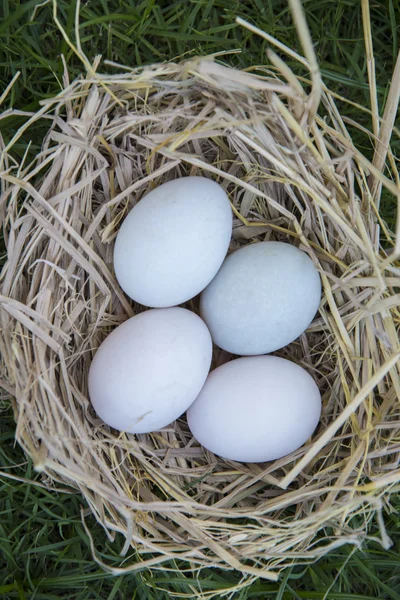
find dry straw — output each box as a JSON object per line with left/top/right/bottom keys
{"left": 1, "top": 0, "right": 400, "bottom": 591}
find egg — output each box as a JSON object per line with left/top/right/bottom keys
{"left": 200, "top": 241, "right": 321, "bottom": 355}
{"left": 88, "top": 308, "right": 212, "bottom": 434}
{"left": 113, "top": 177, "right": 232, "bottom": 307}
{"left": 187, "top": 356, "right": 321, "bottom": 463}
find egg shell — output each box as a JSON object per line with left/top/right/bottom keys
{"left": 88, "top": 307, "right": 212, "bottom": 434}
{"left": 187, "top": 355, "right": 321, "bottom": 463}
{"left": 200, "top": 241, "right": 321, "bottom": 355}
{"left": 113, "top": 177, "right": 232, "bottom": 307}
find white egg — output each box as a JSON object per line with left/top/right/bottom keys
{"left": 200, "top": 241, "right": 321, "bottom": 355}
{"left": 113, "top": 177, "right": 232, "bottom": 307}
{"left": 88, "top": 308, "right": 212, "bottom": 434}
{"left": 187, "top": 356, "right": 321, "bottom": 463}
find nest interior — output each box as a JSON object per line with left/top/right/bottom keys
{"left": 1, "top": 16, "right": 400, "bottom": 583}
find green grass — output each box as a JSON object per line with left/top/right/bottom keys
{"left": 1, "top": 0, "right": 400, "bottom": 598}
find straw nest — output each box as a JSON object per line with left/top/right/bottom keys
{"left": 1, "top": 2, "right": 400, "bottom": 589}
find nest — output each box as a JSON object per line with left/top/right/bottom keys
{"left": 1, "top": 5, "right": 400, "bottom": 590}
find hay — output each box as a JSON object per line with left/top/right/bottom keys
{"left": 1, "top": 0, "right": 400, "bottom": 590}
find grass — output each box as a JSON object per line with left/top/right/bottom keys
{"left": 1, "top": 0, "right": 400, "bottom": 598}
